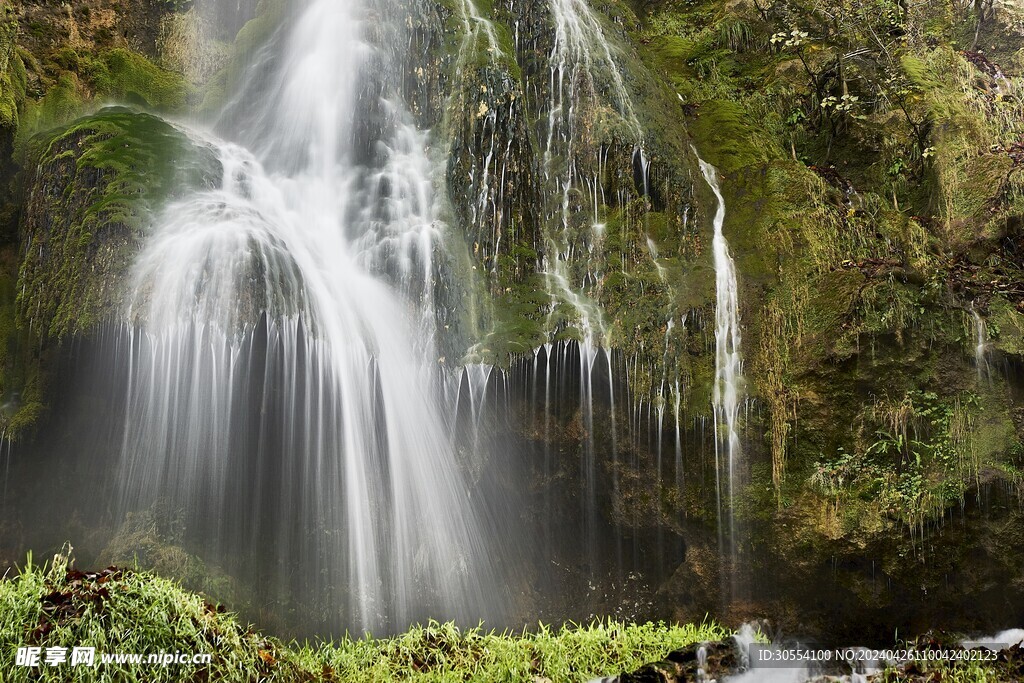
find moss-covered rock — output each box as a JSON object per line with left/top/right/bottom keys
{"left": 0, "top": 549, "right": 293, "bottom": 682}
{"left": 0, "top": 548, "right": 734, "bottom": 682}
{"left": 17, "top": 107, "right": 219, "bottom": 340}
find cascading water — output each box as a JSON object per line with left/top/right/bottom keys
{"left": 970, "top": 304, "right": 990, "bottom": 380}
{"left": 696, "top": 154, "right": 744, "bottom": 595}
{"left": 533, "top": 0, "right": 651, "bottom": 579}
{"left": 541, "top": 0, "right": 642, "bottom": 330}
{"left": 0, "top": 0, "right": 787, "bottom": 645}
{"left": 4, "top": 0, "right": 1024, "bottom": 664}
{"left": 113, "top": 0, "right": 501, "bottom": 633}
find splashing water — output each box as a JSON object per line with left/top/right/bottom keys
{"left": 962, "top": 628, "right": 1024, "bottom": 650}
{"left": 114, "top": 0, "right": 500, "bottom": 634}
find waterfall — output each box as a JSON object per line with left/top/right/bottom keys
{"left": 696, "top": 154, "right": 744, "bottom": 590}
{"left": 970, "top": 304, "right": 990, "bottom": 380}
{"left": 546, "top": 0, "right": 640, "bottom": 150}
{"left": 113, "top": 0, "right": 500, "bottom": 633}
{"left": 541, "top": 0, "right": 643, "bottom": 341}
{"left": 533, "top": 0, "right": 648, "bottom": 569}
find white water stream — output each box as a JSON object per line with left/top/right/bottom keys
{"left": 696, "top": 154, "right": 744, "bottom": 589}
{"left": 970, "top": 304, "right": 990, "bottom": 380}
{"left": 115, "top": 0, "right": 497, "bottom": 633}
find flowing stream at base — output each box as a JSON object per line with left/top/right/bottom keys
{"left": 112, "top": 0, "right": 500, "bottom": 633}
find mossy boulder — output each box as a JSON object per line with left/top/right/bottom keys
{"left": 0, "top": 550, "right": 292, "bottom": 682}
{"left": 17, "top": 107, "right": 220, "bottom": 340}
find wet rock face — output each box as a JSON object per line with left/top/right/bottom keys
{"left": 18, "top": 108, "right": 220, "bottom": 340}
{"left": 404, "top": 0, "right": 709, "bottom": 373}
{"left": 446, "top": 60, "right": 542, "bottom": 280}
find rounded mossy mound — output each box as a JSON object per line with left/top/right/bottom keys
{"left": 0, "top": 550, "right": 296, "bottom": 682}
{"left": 17, "top": 107, "right": 220, "bottom": 340}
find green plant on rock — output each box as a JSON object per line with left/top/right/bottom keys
{"left": 809, "top": 389, "right": 988, "bottom": 528}
{"left": 1, "top": 547, "right": 735, "bottom": 682}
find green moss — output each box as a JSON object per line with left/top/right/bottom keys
{"left": 637, "top": 0, "right": 1024, "bottom": 554}
{"left": 0, "top": 550, "right": 287, "bottom": 682}
{"left": 688, "top": 100, "right": 769, "bottom": 174}
{"left": 17, "top": 50, "right": 190, "bottom": 149}
{"left": 89, "top": 49, "right": 192, "bottom": 111}
{"left": 796, "top": 386, "right": 1016, "bottom": 533}
{"left": 308, "top": 619, "right": 730, "bottom": 682}
{"left": 18, "top": 107, "right": 219, "bottom": 340}
{"left": 0, "top": 263, "right": 43, "bottom": 440}
{"left": 468, "top": 272, "right": 550, "bottom": 365}
{"left": 800, "top": 268, "right": 864, "bottom": 356}
{"left": 644, "top": 34, "right": 696, "bottom": 89}
{"left": 990, "top": 297, "right": 1024, "bottom": 356}
{"left": 0, "top": 2, "right": 25, "bottom": 133}
{"left": 19, "top": 73, "right": 86, "bottom": 139}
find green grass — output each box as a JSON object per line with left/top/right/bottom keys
{"left": 302, "top": 620, "right": 732, "bottom": 682}
{"left": 0, "top": 550, "right": 731, "bottom": 682}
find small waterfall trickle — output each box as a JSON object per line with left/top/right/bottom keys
{"left": 454, "top": 0, "right": 511, "bottom": 272}
{"left": 696, "top": 153, "right": 744, "bottom": 599}
{"left": 539, "top": 0, "right": 644, "bottom": 336}
{"left": 536, "top": 339, "right": 608, "bottom": 578}
{"left": 531, "top": 0, "right": 652, "bottom": 570}
{"left": 546, "top": 0, "right": 639, "bottom": 129}
{"left": 970, "top": 303, "right": 990, "bottom": 380}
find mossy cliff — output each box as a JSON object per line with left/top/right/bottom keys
{"left": 407, "top": 0, "right": 1024, "bottom": 631}
{"left": 391, "top": 0, "right": 710, "bottom": 367}
{"left": 335, "top": 0, "right": 1021, "bottom": 635}
{"left": 610, "top": 0, "right": 1024, "bottom": 632}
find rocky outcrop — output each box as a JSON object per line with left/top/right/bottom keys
{"left": 17, "top": 108, "right": 219, "bottom": 340}
{"left": 14, "top": 0, "right": 171, "bottom": 65}
{"left": 618, "top": 637, "right": 745, "bottom": 682}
